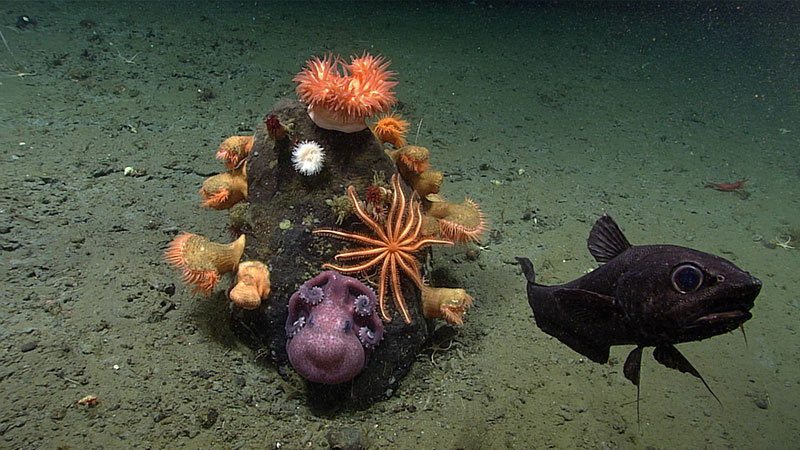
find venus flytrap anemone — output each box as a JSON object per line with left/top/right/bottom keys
{"left": 216, "top": 135, "right": 254, "bottom": 169}
{"left": 386, "top": 145, "right": 442, "bottom": 198}
{"left": 386, "top": 145, "right": 430, "bottom": 175}
{"left": 200, "top": 163, "right": 248, "bottom": 209}
{"left": 292, "top": 140, "right": 325, "bottom": 176}
{"left": 421, "top": 286, "right": 473, "bottom": 325}
{"left": 164, "top": 233, "right": 246, "bottom": 295}
{"left": 425, "top": 197, "right": 488, "bottom": 244}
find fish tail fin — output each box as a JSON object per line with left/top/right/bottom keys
{"left": 516, "top": 257, "right": 536, "bottom": 284}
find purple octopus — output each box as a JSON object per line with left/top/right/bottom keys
{"left": 285, "top": 271, "right": 383, "bottom": 384}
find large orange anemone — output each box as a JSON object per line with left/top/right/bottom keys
{"left": 294, "top": 52, "right": 398, "bottom": 133}
{"left": 164, "top": 233, "right": 246, "bottom": 295}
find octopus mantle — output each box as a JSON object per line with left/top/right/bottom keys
{"left": 286, "top": 271, "right": 383, "bottom": 385}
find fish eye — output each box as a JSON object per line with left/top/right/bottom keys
{"left": 671, "top": 264, "right": 704, "bottom": 294}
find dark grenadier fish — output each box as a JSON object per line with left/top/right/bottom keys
{"left": 517, "top": 215, "right": 761, "bottom": 414}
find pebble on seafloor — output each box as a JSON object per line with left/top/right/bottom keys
{"left": 326, "top": 426, "right": 368, "bottom": 450}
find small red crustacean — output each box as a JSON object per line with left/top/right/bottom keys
{"left": 705, "top": 178, "right": 748, "bottom": 192}
{"left": 77, "top": 395, "right": 100, "bottom": 407}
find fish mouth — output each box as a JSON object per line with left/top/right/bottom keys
{"left": 689, "top": 281, "right": 760, "bottom": 329}
{"left": 684, "top": 308, "right": 753, "bottom": 340}
{"left": 691, "top": 278, "right": 761, "bottom": 330}
{"left": 692, "top": 309, "right": 752, "bottom": 327}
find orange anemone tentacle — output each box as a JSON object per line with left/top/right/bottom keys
{"left": 200, "top": 189, "right": 230, "bottom": 209}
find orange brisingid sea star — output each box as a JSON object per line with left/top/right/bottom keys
{"left": 313, "top": 175, "right": 454, "bottom": 323}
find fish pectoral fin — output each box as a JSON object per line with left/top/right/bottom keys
{"left": 547, "top": 288, "right": 619, "bottom": 363}
{"left": 553, "top": 288, "right": 618, "bottom": 324}
{"left": 653, "top": 345, "right": 721, "bottom": 405}
{"left": 623, "top": 346, "right": 644, "bottom": 386}
{"left": 623, "top": 346, "right": 645, "bottom": 423}
{"left": 587, "top": 215, "right": 632, "bottom": 263}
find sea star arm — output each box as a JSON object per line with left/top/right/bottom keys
{"left": 322, "top": 250, "right": 388, "bottom": 274}
{"left": 347, "top": 186, "right": 389, "bottom": 242}
{"left": 404, "top": 237, "right": 455, "bottom": 253}
{"left": 378, "top": 255, "right": 392, "bottom": 322}
{"left": 334, "top": 247, "right": 388, "bottom": 260}
{"left": 388, "top": 254, "right": 412, "bottom": 323}
{"left": 388, "top": 176, "right": 408, "bottom": 241}
{"left": 313, "top": 228, "right": 386, "bottom": 248}
{"left": 394, "top": 251, "right": 427, "bottom": 290}
{"left": 395, "top": 195, "right": 418, "bottom": 244}
{"left": 313, "top": 174, "right": 455, "bottom": 325}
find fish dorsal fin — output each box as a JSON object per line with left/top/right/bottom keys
{"left": 653, "top": 345, "right": 721, "bottom": 405}
{"left": 623, "top": 346, "right": 645, "bottom": 424}
{"left": 587, "top": 215, "right": 632, "bottom": 263}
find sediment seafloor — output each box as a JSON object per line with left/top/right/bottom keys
{"left": 0, "top": 2, "right": 797, "bottom": 448}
